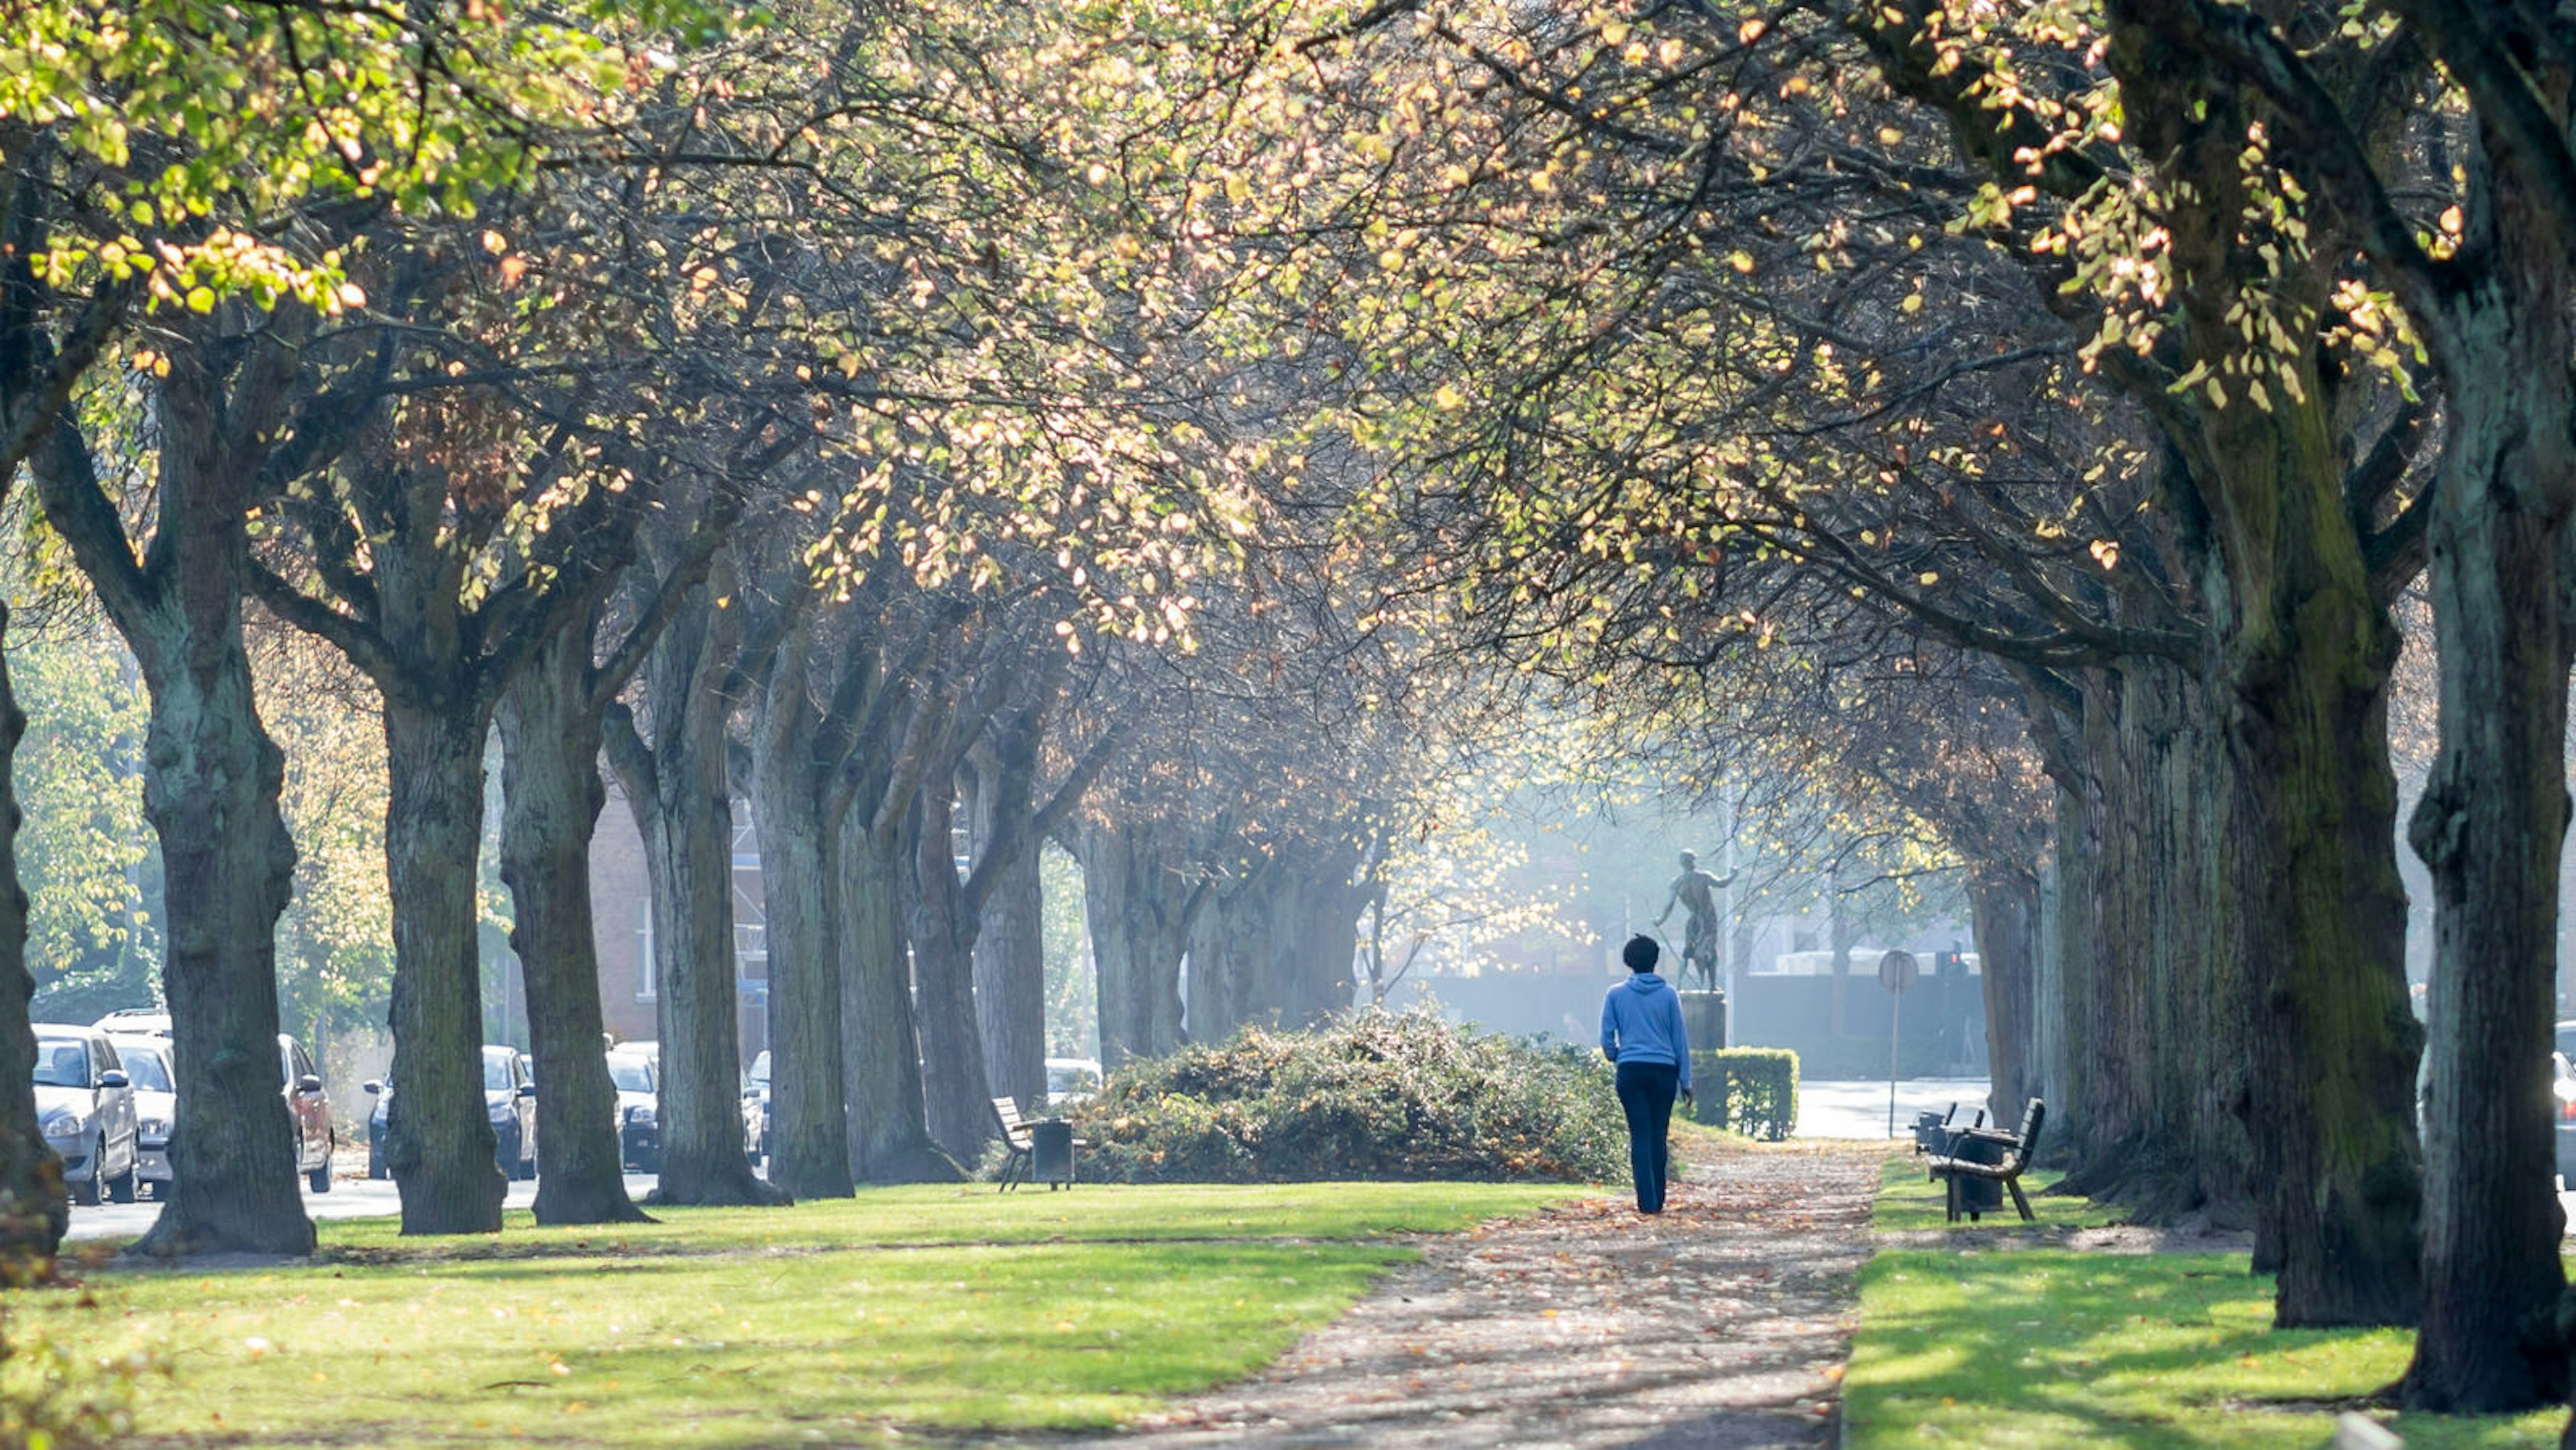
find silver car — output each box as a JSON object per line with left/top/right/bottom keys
{"left": 107, "top": 1036, "right": 175, "bottom": 1196}
{"left": 34, "top": 1025, "right": 139, "bottom": 1205}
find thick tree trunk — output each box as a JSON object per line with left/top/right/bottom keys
{"left": 908, "top": 783, "right": 994, "bottom": 1162}
{"left": 382, "top": 701, "right": 505, "bottom": 1235}
{"left": 2224, "top": 581, "right": 2420, "bottom": 1328}
{"left": 496, "top": 635, "right": 647, "bottom": 1227}
{"left": 627, "top": 742, "right": 775, "bottom": 1206}
{"left": 973, "top": 846, "right": 1046, "bottom": 1107}
{"left": 45, "top": 353, "right": 315, "bottom": 1260}
{"left": 609, "top": 578, "right": 779, "bottom": 1210}
{"left": 2401, "top": 229, "right": 2576, "bottom": 1408}
{"left": 129, "top": 618, "right": 311, "bottom": 1257}
{"left": 0, "top": 615, "right": 65, "bottom": 1274}
{"left": 749, "top": 765, "right": 853, "bottom": 1198}
{"left": 1078, "top": 820, "right": 1190, "bottom": 1068}
{"left": 836, "top": 807, "right": 949, "bottom": 1181}
{"left": 2051, "top": 657, "right": 2253, "bottom": 1226}
{"left": 1264, "top": 857, "right": 1368, "bottom": 1029}
{"left": 1185, "top": 867, "right": 1264, "bottom": 1044}
{"left": 1966, "top": 866, "right": 2039, "bottom": 1129}
{"left": 967, "top": 765, "right": 1046, "bottom": 1109}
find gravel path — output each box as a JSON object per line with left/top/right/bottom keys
{"left": 1049, "top": 1146, "right": 1882, "bottom": 1450}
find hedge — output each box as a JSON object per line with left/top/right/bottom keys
{"left": 1688, "top": 1047, "right": 1799, "bottom": 1140}
{"left": 1061, "top": 1008, "right": 1630, "bottom": 1184}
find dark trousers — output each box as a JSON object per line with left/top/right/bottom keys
{"left": 1615, "top": 1060, "right": 1679, "bottom": 1212}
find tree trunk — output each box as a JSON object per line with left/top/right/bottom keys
{"left": 381, "top": 700, "right": 505, "bottom": 1235}
{"left": 1966, "top": 865, "right": 2039, "bottom": 1130}
{"left": 749, "top": 738, "right": 853, "bottom": 1199}
{"left": 908, "top": 781, "right": 994, "bottom": 1163}
{"left": 609, "top": 583, "right": 778, "bottom": 1209}
{"left": 128, "top": 618, "right": 311, "bottom": 1256}
{"left": 2223, "top": 580, "right": 2420, "bottom": 1327}
{"left": 0, "top": 612, "right": 65, "bottom": 1274}
{"left": 973, "top": 846, "right": 1046, "bottom": 1108}
{"left": 1185, "top": 865, "right": 1263, "bottom": 1044}
{"left": 1078, "top": 819, "right": 1190, "bottom": 1068}
{"left": 836, "top": 805, "right": 949, "bottom": 1181}
{"left": 2400, "top": 211, "right": 2576, "bottom": 1408}
{"left": 626, "top": 744, "right": 773, "bottom": 1206}
{"left": 35, "top": 347, "right": 315, "bottom": 1260}
{"left": 496, "top": 633, "right": 647, "bottom": 1227}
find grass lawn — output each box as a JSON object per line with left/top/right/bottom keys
{"left": 1849, "top": 1155, "right": 2564, "bottom": 1448}
{"left": 19, "top": 1180, "right": 1585, "bottom": 1447}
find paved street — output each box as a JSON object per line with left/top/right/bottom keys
{"left": 1795, "top": 1076, "right": 1991, "bottom": 1141}
{"left": 63, "top": 1170, "right": 661, "bottom": 1241}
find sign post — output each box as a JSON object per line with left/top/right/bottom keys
{"left": 1878, "top": 950, "right": 1919, "bottom": 1138}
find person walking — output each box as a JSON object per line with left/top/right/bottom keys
{"left": 1601, "top": 934, "right": 1693, "bottom": 1213}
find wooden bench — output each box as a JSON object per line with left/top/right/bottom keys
{"left": 1929, "top": 1098, "right": 2045, "bottom": 1223}
{"left": 992, "top": 1096, "right": 1087, "bottom": 1192}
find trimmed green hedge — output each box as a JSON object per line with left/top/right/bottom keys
{"left": 1688, "top": 1048, "right": 1799, "bottom": 1140}
{"left": 1062, "top": 1009, "right": 1629, "bottom": 1184}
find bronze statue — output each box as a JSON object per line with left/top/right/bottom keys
{"left": 1654, "top": 850, "right": 1736, "bottom": 994}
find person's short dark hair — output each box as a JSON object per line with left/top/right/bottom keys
{"left": 1623, "top": 935, "right": 1660, "bottom": 972}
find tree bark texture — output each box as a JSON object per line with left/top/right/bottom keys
{"left": 971, "top": 846, "right": 1046, "bottom": 1107}
{"left": 1077, "top": 819, "right": 1193, "bottom": 1068}
{"left": 908, "top": 781, "right": 995, "bottom": 1162}
{"left": 2400, "top": 123, "right": 2576, "bottom": 1407}
{"left": 967, "top": 757, "right": 1047, "bottom": 1109}
{"left": 46, "top": 349, "right": 315, "bottom": 1259}
{"left": 2098, "top": 11, "right": 2422, "bottom": 1329}
{"left": 496, "top": 633, "right": 648, "bottom": 1226}
{"left": 381, "top": 702, "right": 506, "bottom": 1235}
{"left": 2071, "top": 659, "right": 2253, "bottom": 1227}
{"left": 747, "top": 625, "right": 855, "bottom": 1198}
{"left": 1965, "top": 865, "right": 2039, "bottom": 1133}
{"left": 835, "top": 807, "right": 950, "bottom": 1182}
{"left": 0, "top": 612, "right": 65, "bottom": 1274}
{"left": 610, "top": 587, "right": 778, "bottom": 1208}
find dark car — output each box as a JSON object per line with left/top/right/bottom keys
{"left": 608, "top": 1049, "right": 658, "bottom": 1172}
{"left": 280, "top": 1034, "right": 333, "bottom": 1193}
{"left": 34, "top": 1024, "right": 138, "bottom": 1205}
{"left": 363, "top": 1046, "right": 539, "bottom": 1180}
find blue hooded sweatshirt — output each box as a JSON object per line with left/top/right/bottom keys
{"left": 1600, "top": 972, "right": 1692, "bottom": 1091}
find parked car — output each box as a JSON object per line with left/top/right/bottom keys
{"left": 491, "top": 1048, "right": 538, "bottom": 1180}
{"left": 362, "top": 1046, "right": 540, "bottom": 1180}
{"left": 607, "top": 1048, "right": 659, "bottom": 1172}
{"left": 1046, "top": 1057, "right": 1103, "bottom": 1107}
{"left": 2555, "top": 1052, "right": 2576, "bottom": 1190}
{"left": 741, "top": 1050, "right": 771, "bottom": 1166}
{"left": 107, "top": 1036, "right": 175, "bottom": 1198}
{"left": 93, "top": 1009, "right": 172, "bottom": 1039}
{"left": 34, "top": 1024, "right": 138, "bottom": 1205}
{"left": 278, "top": 1034, "right": 333, "bottom": 1193}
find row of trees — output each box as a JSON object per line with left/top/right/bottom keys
{"left": 9, "top": 0, "right": 2576, "bottom": 1428}
{"left": 1114, "top": 0, "right": 2571, "bottom": 1418}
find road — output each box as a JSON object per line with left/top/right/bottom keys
{"left": 1795, "top": 1076, "right": 1991, "bottom": 1141}
{"left": 64, "top": 1169, "right": 661, "bottom": 1242}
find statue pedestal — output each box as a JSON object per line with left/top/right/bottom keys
{"left": 1678, "top": 990, "right": 1727, "bottom": 1053}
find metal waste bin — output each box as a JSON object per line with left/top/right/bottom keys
{"left": 1030, "top": 1118, "right": 1076, "bottom": 1190}
{"left": 1945, "top": 1131, "right": 2006, "bottom": 1217}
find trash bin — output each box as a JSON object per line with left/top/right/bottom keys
{"left": 1945, "top": 1131, "right": 2006, "bottom": 1218}
{"left": 1030, "top": 1118, "right": 1076, "bottom": 1190}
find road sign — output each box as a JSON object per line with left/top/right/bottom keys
{"left": 1879, "top": 950, "right": 1919, "bottom": 1137}
{"left": 1878, "top": 949, "right": 1919, "bottom": 993}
